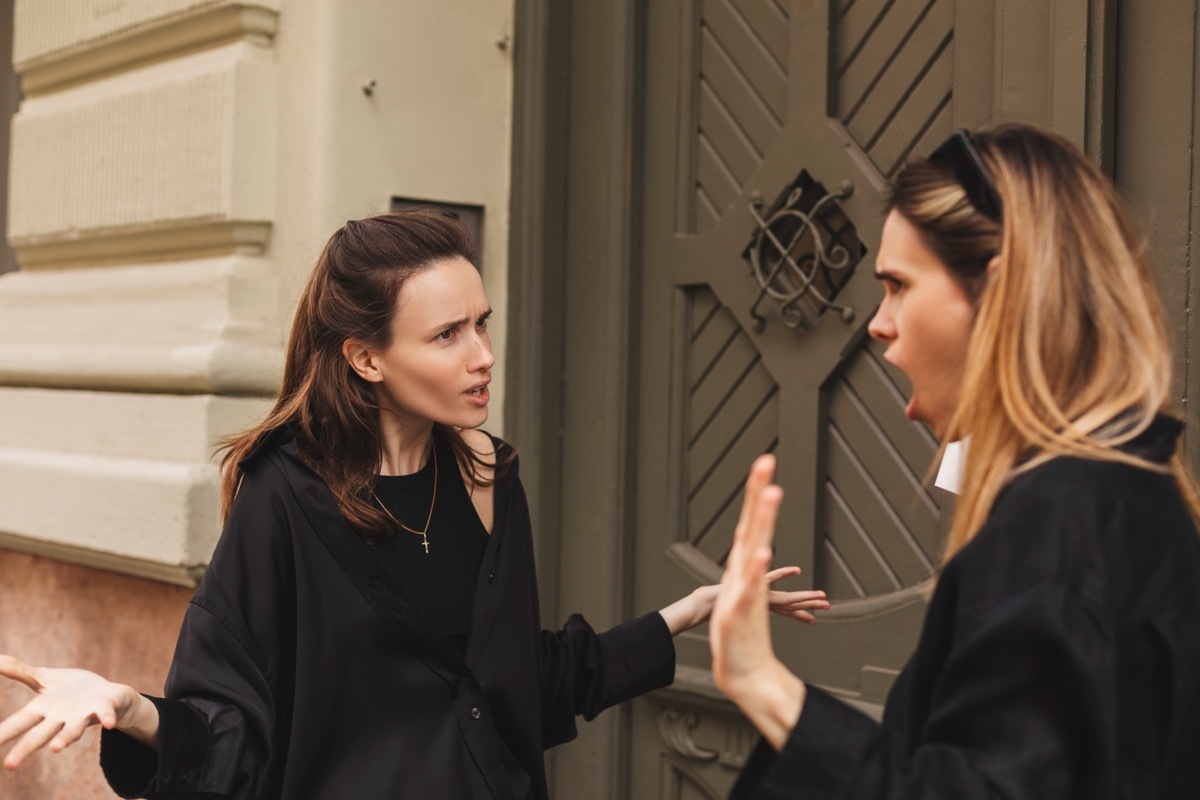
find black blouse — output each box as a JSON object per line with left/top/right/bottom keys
{"left": 731, "top": 415, "right": 1200, "bottom": 799}
{"left": 98, "top": 429, "right": 676, "bottom": 800}
{"left": 370, "top": 429, "right": 488, "bottom": 657}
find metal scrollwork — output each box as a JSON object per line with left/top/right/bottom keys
{"left": 744, "top": 172, "right": 863, "bottom": 333}
{"left": 657, "top": 707, "right": 718, "bottom": 762}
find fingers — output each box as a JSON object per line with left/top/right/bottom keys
{"left": 0, "top": 707, "right": 42, "bottom": 749}
{"left": 49, "top": 709, "right": 99, "bottom": 753}
{"left": 730, "top": 456, "right": 777, "bottom": 570}
{"left": 4, "top": 717, "right": 64, "bottom": 771}
{"left": 0, "top": 655, "right": 43, "bottom": 693}
{"left": 767, "top": 588, "right": 827, "bottom": 602}
{"left": 767, "top": 587, "right": 830, "bottom": 626}
{"left": 735, "top": 484, "right": 782, "bottom": 583}
{"left": 764, "top": 566, "right": 801, "bottom": 584}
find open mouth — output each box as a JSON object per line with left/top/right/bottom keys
{"left": 466, "top": 386, "right": 488, "bottom": 397}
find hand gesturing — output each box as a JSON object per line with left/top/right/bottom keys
{"left": 0, "top": 654, "right": 152, "bottom": 770}
{"left": 710, "top": 454, "right": 806, "bottom": 750}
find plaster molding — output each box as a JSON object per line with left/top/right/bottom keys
{"left": 0, "top": 387, "right": 271, "bottom": 461}
{"left": 0, "top": 447, "right": 220, "bottom": 566}
{"left": 0, "top": 389, "right": 268, "bottom": 584}
{"left": 0, "top": 255, "right": 282, "bottom": 393}
{"left": 15, "top": 2, "right": 280, "bottom": 96}
{"left": 13, "top": 219, "right": 272, "bottom": 269}
{"left": 0, "top": 391, "right": 271, "bottom": 585}
{"left": 8, "top": 42, "right": 277, "bottom": 259}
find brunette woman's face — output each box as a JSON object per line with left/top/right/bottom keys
{"left": 867, "top": 210, "right": 976, "bottom": 441}
{"left": 369, "top": 256, "right": 494, "bottom": 430}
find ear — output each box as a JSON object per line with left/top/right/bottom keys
{"left": 986, "top": 254, "right": 1001, "bottom": 281}
{"left": 343, "top": 338, "right": 384, "bottom": 383}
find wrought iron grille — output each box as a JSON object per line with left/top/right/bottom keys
{"left": 741, "top": 170, "right": 866, "bottom": 332}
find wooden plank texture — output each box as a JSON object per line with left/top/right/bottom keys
{"left": 846, "top": 0, "right": 953, "bottom": 147}
{"left": 700, "top": 27, "right": 781, "bottom": 153}
{"left": 703, "top": 0, "right": 788, "bottom": 121}
{"left": 826, "top": 426, "right": 934, "bottom": 585}
{"left": 700, "top": 81, "right": 763, "bottom": 182}
{"left": 839, "top": 0, "right": 930, "bottom": 108}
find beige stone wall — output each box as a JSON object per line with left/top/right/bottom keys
{"left": 0, "top": 1, "right": 514, "bottom": 793}
{"left": 0, "top": 0, "right": 514, "bottom": 580}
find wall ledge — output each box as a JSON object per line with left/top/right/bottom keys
{"left": 0, "top": 531, "right": 205, "bottom": 587}
{"left": 12, "top": 219, "right": 272, "bottom": 270}
{"left": 17, "top": 3, "right": 280, "bottom": 96}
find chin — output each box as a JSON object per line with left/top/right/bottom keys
{"left": 460, "top": 410, "right": 490, "bottom": 430}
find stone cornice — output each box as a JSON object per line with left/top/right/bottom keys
{"left": 16, "top": 3, "right": 280, "bottom": 96}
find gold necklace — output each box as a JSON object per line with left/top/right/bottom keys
{"left": 372, "top": 444, "right": 437, "bottom": 554}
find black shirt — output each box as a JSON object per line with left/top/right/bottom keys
{"left": 730, "top": 415, "right": 1200, "bottom": 799}
{"left": 98, "top": 429, "right": 677, "bottom": 800}
{"left": 371, "top": 430, "right": 489, "bottom": 657}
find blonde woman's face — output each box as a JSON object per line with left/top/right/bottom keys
{"left": 868, "top": 210, "right": 975, "bottom": 441}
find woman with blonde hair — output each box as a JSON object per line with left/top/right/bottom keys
{"left": 712, "top": 123, "right": 1200, "bottom": 798}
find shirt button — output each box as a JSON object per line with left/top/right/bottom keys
{"left": 459, "top": 678, "right": 471, "bottom": 689}
{"left": 471, "top": 707, "right": 482, "bottom": 719}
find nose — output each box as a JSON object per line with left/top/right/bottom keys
{"left": 867, "top": 300, "right": 894, "bottom": 343}
{"left": 469, "top": 328, "right": 495, "bottom": 373}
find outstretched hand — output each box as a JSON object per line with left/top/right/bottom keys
{"left": 0, "top": 655, "right": 157, "bottom": 771}
{"left": 657, "top": 566, "right": 828, "bottom": 636}
{"left": 762, "top": 565, "right": 829, "bottom": 624}
{"left": 709, "top": 454, "right": 807, "bottom": 751}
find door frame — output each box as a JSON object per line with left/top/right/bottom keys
{"left": 506, "top": 2, "right": 646, "bottom": 797}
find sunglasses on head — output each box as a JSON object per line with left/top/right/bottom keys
{"left": 928, "top": 129, "right": 1003, "bottom": 223}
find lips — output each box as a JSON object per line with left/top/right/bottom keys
{"left": 464, "top": 381, "right": 490, "bottom": 406}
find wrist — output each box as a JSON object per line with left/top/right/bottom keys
{"left": 728, "top": 659, "right": 805, "bottom": 751}
{"left": 118, "top": 691, "right": 161, "bottom": 751}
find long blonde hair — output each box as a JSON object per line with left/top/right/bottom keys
{"left": 889, "top": 123, "right": 1200, "bottom": 563}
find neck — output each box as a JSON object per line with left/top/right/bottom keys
{"left": 378, "top": 413, "right": 435, "bottom": 476}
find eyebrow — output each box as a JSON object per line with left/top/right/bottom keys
{"left": 428, "top": 308, "right": 493, "bottom": 335}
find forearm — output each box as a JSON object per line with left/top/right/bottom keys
{"left": 658, "top": 586, "right": 717, "bottom": 635}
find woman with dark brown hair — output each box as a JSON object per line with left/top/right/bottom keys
{"left": 711, "top": 123, "right": 1200, "bottom": 798}
{"left": 0, "top": 209, "right": 829, "bottom": 799}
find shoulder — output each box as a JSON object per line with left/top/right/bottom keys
{"left": 988, "top": 453, "right": 1177, "bottom": 535}
{"left": 211, "top": 433, "right": 309, "bottom": 572}
{"left": 949, "top": 454, "right": 1192, "bottom": 611}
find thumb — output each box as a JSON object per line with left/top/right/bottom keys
{"left": 0, "top": 655, "right": 44, "bottom": 693}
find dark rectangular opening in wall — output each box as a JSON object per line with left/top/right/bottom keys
{"left": 389, "top": 197, "right": 485, "bottom": 274}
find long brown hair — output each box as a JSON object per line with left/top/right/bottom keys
{"left": 888, "top": 122, "right": 1200, "bottom": 563}
{"left": 219, "top": 209, "right": 507, "bottom": 536}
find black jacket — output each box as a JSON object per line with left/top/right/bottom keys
{"left": 731, "top": 416, "right": 1200, "bottom": 799}
{"left": 99, "top": 430, "right": 675, "bottom": 799}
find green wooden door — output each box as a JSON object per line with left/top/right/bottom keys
{"left": 509, "top": 1, "right": 1148, "bottom": 798}
{"left": 626, "top": 1, "right": 994, "bottom": 796}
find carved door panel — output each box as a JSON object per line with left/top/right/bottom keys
{"left": 627, "top": 0, "right": 996, "bottom": 795}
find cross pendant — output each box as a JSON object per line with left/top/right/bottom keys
{"left": 422, "top": 536, "right": 430, "bottom": 554}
